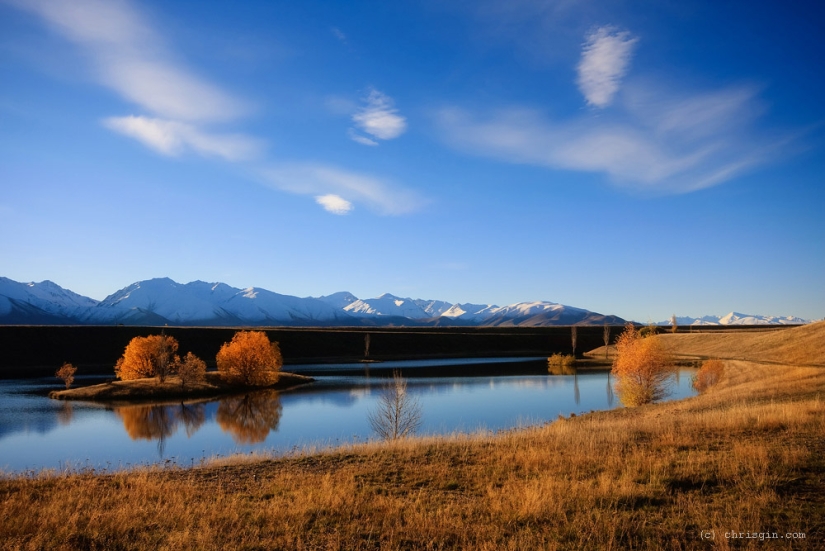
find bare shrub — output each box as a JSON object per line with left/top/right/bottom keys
{"left": 368, "top": 371, "right": 422, "bottom": 441}
{"left": 603, "top": 323, "right": 611, "bottom": 359}
{"left": 571, "top": 326, "right": 578, "bottom": 357}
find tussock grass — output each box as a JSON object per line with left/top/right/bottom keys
{"left": 2, "top": 323, "right": 824, "bottom": 549}
{"left": 659, "top": 321, "right": 825, "bottom": 366}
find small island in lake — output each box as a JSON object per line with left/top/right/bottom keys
{"left": 49, "top": 371, "right": 314, "bottom": 403}
{"left": 50, "top": 330, "right": 313, "bottom": 403}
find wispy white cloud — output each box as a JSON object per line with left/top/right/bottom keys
{"left": 7, "top": 0, "right": 424, "bottom": 216}
{"left": 347, "top": 128, "right": 379, "bottom": 146}
{"left": 261, "top": 164, "right": 425, "bottom": 215}
{"left": 437, "top": 80, "right": 777, "bottom": 193}
{"left": 577, "top": 26, "right": 637, "bottom": 108}
{"left": 331, "top": 27, "right": 348, "bottom": 45}
{"left": 10, "top": 0, "right": 248, "bottom": 123}
{"left": 103, "top": 116, "right": 264, "bottom": 161}
{"left": 350, "top": 88, "right": 407, "bottom": 144}
{"left": 315, "top": 194, "right": 353, "bottom": 215}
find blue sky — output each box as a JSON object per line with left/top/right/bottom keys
{"left": 1, "top": 0, "right": 823, "bottom": 322}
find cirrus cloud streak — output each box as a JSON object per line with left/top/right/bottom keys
{"left": 437, "top": 83, "right": 781, "bottom": 193}
{"left": 103, "top": 116, "right": 264, "bottom": 161}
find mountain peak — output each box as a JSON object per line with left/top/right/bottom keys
{"left": 0, "top": 276, "right": 637, "bottom": 327}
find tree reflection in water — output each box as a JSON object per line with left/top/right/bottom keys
{"left": 606, "top": 371, "right": 615, "bottom": 408}
{"left": 176, "top": 403, "right": 205, "bottom": 437}
{"left": 115, "top": 403, "right": 206, "bottom": 457}
{"left": 574, "top": 372, "right": 580, "bottom": 405}
{"left": 216, "top": 390, "right": 282, "bottom": 444}
{"left": 57, "top": 402, "right": 73, "bottom": 426}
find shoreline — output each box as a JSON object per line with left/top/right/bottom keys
{"left": 4, "top": 323, "right": 823, "bottom": 549}
{"left": 48, "top": 371, "right": 314, "bottom": 403}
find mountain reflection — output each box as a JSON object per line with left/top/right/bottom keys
{"left": 216, "top": 390, "right": 283, "bottom": 444}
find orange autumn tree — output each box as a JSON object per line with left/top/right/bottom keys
{"left": 55, "top": 362, "right": 77, "bottom": 389}
{"left": 611, "top": 323, "right": 675, "bottom": 407}
{"left": 692, "top": 358, "right": 725, "bottom": 393}
{"left": 115, "top": 334, "right": 179, "bottom": 382}
{"left": 216, "top": 331, "right": 282, "bottom": 386}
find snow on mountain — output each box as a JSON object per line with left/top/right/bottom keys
{"left": 11, "top": 276, "right": 805, "bottom": 328}
{"left": 222, "top": 286, "right": 353, "bottom": 324}
{"left": 85, "top": 278, "right": 353, "bottom": 325}
{"left": 478, "top": 301, "right": 622, "bottom": 327}
{"left": 440, "top": 302, "right": 500, "bottom": 321}
{"left": 344, "top": 293, "right": 431, "bottom": 319}
{"left": 315, "top": 291, "right": 359, "bottom": 310}
{"left": 412, "top": 299, "right": 454, "bottom": 318}
{"left": 659, "top": 312, "right": 811, "bottom": 326}
{"left": 89, "top": 279, "right": 229, "bottom": 324}
{"left": 0, "top": 277, "right": 99, "bottom": 320}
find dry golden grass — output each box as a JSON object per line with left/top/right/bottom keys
{"left": 2, "top": 323, "right": 824, "bottom": 550}
{"left": 659, "top": 321, "right": 825, "bottom": 366}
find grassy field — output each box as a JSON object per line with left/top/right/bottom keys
{"left": 2, "top": 323, "right": 823, "bottom": 550}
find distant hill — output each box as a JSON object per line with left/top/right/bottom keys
{"left": 0, "top": 277, "right": 625, "bottom": 327}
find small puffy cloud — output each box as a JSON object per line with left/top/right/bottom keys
{"left": 315, "top": 194, "right": 353, "bottom": 215}
{"left": 351, "top": 88, "right": 407, "bottom": 143}
{"left": 103, "top": 116, "right": 263, "bottom": 161}
{"left": 577, "top": 26, "right": 637, "bottom": 108}
{"left": 261, "top": 163, "right": 426, "bottom": 215}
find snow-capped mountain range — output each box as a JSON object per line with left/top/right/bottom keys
{"left": 658, "top": 313, "right": 811, "bottom": 326}
{"left": 0, "top": 277, "right": 626, "bottom": 327}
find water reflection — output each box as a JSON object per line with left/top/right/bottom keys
{"left": 216, "top": 390, "right": 282, "bottom": 444}
{"left": 547, "top": 363, "right": 577, "bottom": 376}
{"left": 606, "top": 372, "right": 615, "bottom": 408}
{"left": 115, "top": 403, "right": 206, "bottom": 456}
{"left": 574, "top": 373, "right": 580, "bottom": 405}
{"left": 57, "top": 402, "right": 73, "bottom": 426}
{"left": 0, "top": 365, "right": 699, "bottom": 473}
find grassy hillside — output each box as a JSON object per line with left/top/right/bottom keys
{"left": 1, "top": 323, "right": 823, "bottom": 549}
{"left": 659, "top": 322, "right": 825, "bottom": 366}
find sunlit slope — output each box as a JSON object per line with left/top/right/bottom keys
{"left": 659, "top": 321, "right": 825, "bottom": 366}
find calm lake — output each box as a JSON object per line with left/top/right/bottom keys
{"left": 0, "top": 358, "right": 698, "bottom": 473}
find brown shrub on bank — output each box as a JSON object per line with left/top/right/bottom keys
{"left": 547, "top": 353, "right": 576, "bottom": 375}
{"left": 174, "top": 352, "right": 207, "bottom": 388}
{"left": 612, "top": 323, "right": 675, "bottom": 406}
{"left": 55, "top": 362, "right": 76, "bottom": 389}
{"left": 693, "top": 358, "right": 725, "bottom": 393}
